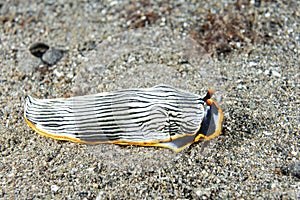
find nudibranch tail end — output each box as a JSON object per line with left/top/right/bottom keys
{"left": 24, "top": 114, "right": 83, "bottom": 144}
{"left": 24, "top": 95, "right": 83, "bottom": 143}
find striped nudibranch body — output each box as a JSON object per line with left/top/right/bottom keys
{"left": 24, "top": 85, "right": 223, "bottom": 152}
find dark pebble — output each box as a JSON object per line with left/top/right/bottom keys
{"left": 29, "top": 42, "right": 50, "bottom": 58}
{"left": 290, "top": 161, "right": 300, "bottom": 179}
{"left": 281, "top": 161, "right": 300, "bottom": 179}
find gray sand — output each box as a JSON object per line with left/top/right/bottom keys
{"left": 1, "top": 0, "right": 299, "bottom": 199}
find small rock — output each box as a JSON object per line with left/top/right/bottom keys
{"left": 256, "top": 69, "right": 263, "bottom": 75}
{"left": 265, "top": 12, "right": 271, "bottom": 18}
{"left": 195, "top": 188, "right": 211, "bottom": 198}
{"left": 291, "top": 150, "right": 297, "bottom": 156}
{"left": 29, "top": 42, "right": 50, "bottom": 58}
{"left": 195, "top": 190, "right": 202, "bottom": 196}
{"left": 87, "top": 168, "right": 94, "bottom": 173}
{"left": 42, "top": 47, "right": 64, "bottom": 65}
{"left": 66, "top": 72, "right": 74, "bottom": 79}
{"left": 96, "top": 191, "right": 105, "bottom": 200}
{"left": 249, "top": 61, "right": 257, "bottom": 67}
{"left": 51, "top": 184, "right": 59, "bottom": 193}
{"left": 271, "top": 70, "right": 281, "bottom": 78}
{"left": 263, "top": 131, "right": 272, "bottom": 136}
{"left": 264, "top": 69, "right": 270, "bottom": 76}
{"left": 281, "top": 161, "right": 300, "bottom": 179}
{"left": 290, "top": 162, "right": 300, "bottom": 179}
{"left": 53, "top": 69, "right": 64, "bottom": 78}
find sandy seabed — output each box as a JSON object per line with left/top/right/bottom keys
{"left": 0, "top": 0, "right": 299, "bottom": 199}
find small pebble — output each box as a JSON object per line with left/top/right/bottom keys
{"left": 42, "top": 48, "right": 64, "bottom": 65}
{"left": 96, "top": 191, "right": 105, "bottom": 200}
{"left": 195, "top": 190, "right": 201, "bottom": 196}
{"left": 29, "top": 42, "right": 50, "bottom": 58}
{"left": 281, "top": 162, "right": 300, "bottom": 179}
{"left": 249, "top": 61, "right": 257, "bottom": 67}
{"left": 265, "top": 12, "right": 271, "bottom": 18}
{"left": 51, "top": 185, "right": 59, "bottom": 193}
{"left": 290, "top": 162, "right": 300, "bottom": 179}
{"left": 271, "top": 70, "right": 281, "bottom": 78}
{"left": 53, "top": 69, "right": 64, "bottom": 78}
{"left": 263, "top": 131, "right": 272, "bottom": 136}
{"left": 66, "top": 72, "right": 74, "bottom": 79}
